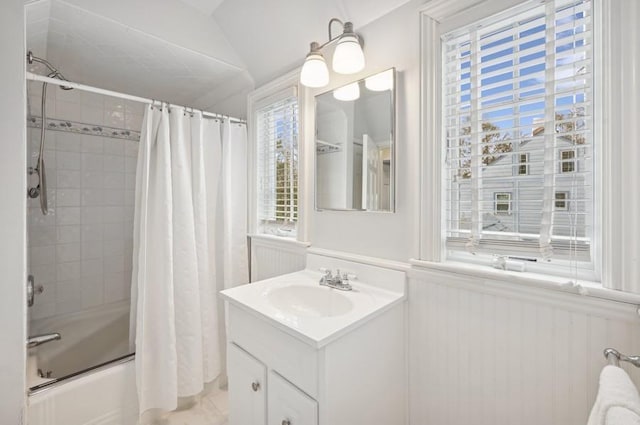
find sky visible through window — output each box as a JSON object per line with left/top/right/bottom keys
{"left": 457, "top": 3, "right": 587, "bottom": 138}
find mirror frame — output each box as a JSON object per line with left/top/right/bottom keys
{"left": 314, "top": 67, "right": 396, "bottom": 212}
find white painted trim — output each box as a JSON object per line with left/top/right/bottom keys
{"left": 419, "top": 13, "right": 443, "bottom": 263}
{"left": 418, "top": 0, "right": 615, "bottom": 287}
{"left": 307, "top": 247, "right": 410, "bottom": 272}
{"left": 597, "top": 0, "right": 640, "bottom": 293}
{"left": 249, "top": 234, "right": 311, "bottom": 250}
{"left": 408, "top": 263, "right": 640, "bottom": 322}
{"left": 420, "top": 0, "right": 532, "bottom": 32}
{"left": 409, "top": 258, "right": 640, "bottom": 307}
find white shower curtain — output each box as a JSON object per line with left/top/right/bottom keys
{"left": 130, "top": 104, "right": 248, "bottom": 416}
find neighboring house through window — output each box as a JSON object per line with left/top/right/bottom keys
{"left": 442, "top": 0, "right": 593, "bottom": 266}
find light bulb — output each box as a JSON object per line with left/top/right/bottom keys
{"left": 332, "top": 34, "right": 365, "bottom": 74}
{"left": 333, "top": 82, "right": 360, "bottom": 101}
{"left": 301, "top": 52, "right": 329, "bottom": 88}
{"left": 365, "top": 69, "right": 393, "bottom": 91}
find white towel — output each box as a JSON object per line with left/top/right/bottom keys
{"left": 606, "top": 407, "right": 640, "bottom": 425}
{"left": 588, "top": 365, "right": 640, "bottom": 425}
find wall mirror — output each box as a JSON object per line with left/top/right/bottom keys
{"left": 315, "top": 68, "right": 395, "bottom": 212}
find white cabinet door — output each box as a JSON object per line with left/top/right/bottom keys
{"left": 228, "top": 343, "right": 267, "bottom": 425}
{"left": 268, "top": 370, "right": 318, "bottom": 425}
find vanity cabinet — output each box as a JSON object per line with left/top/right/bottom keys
{"left": 227, "top": 342, "right": 318, "bottom": 425}
{"left": 225, "top": 301, "right": 405, "bottom": 425}
{"left": 227, "top": 343, "right": 267, "bottom": 425}
{"left": 268, "top": 370, "right": 318, "bottom": 425}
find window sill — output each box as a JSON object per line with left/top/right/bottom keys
{"left": 409, "top": 258, "right": 640, "bottom": 306}
{"left": 249, "top": 234, "right": 311, "bottom": 249}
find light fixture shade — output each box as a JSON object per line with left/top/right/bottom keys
{"left": 365, "top": 69, "right": 394, "bottom": 92}
{"left": 332, "top": 34, "right": 365, "bottom": 74}
{"left": 301, "top": 52, "right": 329, "bottom": 88}
{"left": 333, "top": 82, "right": 360, "bottom": 101}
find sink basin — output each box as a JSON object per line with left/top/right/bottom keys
{"left": 267, "top": 285, "right": 353, "bottom": 318}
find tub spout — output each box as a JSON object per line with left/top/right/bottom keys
{"left": 27, "top": 333, "right": 61, "bottom": 348}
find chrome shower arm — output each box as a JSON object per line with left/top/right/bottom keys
{"left": 27, "top": 51, "right": 73, "bottom": 89}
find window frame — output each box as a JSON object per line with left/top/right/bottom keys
{"left": 494, "top": 192, "right": 513, "bottom": 215}
{"left": 560, "top": 149, "right": 577, "bottom": 173}
{"left": 555, "top": 191, "right": 570, "bottom": 211}
{"left": 516, "top": 153, "right": 529, "bottom": 176}
{"left": 419, "top": 0, "right": 602, "bottom": 284}
{"left": 247, "top": 70, "right": 309, "bottom": 242}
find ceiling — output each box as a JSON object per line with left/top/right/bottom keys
{"left": 26, "top": 0, "right": 413, "bottom": 117}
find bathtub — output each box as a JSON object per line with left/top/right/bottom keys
{"left": 29, "top": 300, "right": 132, "bottom": 384}
{"left": 28, "top": 301, "right": 139, "bottom": 425}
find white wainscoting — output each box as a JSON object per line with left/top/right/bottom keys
{"left": 408, "top": 266, "right": 640, "bottom": 425}
{"left": 249, "top": 235, "right": 308, "bottom": 282}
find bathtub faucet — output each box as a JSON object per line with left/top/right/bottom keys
{"left": 27, "top": 333, "right": 61, "bottom": 348}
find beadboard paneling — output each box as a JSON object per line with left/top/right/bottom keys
{"left": 409, "top": 267, "right": 640, "bottom": 425}
{"left": 249, "top": 236, "right": 307, "bottom": 282}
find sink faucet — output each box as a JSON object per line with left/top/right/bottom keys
{"left": 319, "top": 268, "right": 353, "bottom": 291}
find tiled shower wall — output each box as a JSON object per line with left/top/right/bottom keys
{"left": 27, "top": 81, "right": 144, "bottom": 320}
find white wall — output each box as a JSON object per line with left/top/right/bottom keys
{"left": 0, "top": 0, "right": 27, "bottom": 423}
{"left": 294, "top": 1, "right": 640, "bottom": 425}
{"left": 307, "top": 0, "right": 422, "bottom": 262}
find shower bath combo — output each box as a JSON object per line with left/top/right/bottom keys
{"left": 25, "top": 51, "right": 72, "bottom": 351}
{"left": 26, "top": 50, "right": 73, "bottom": 216}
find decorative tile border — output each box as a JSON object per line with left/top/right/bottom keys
{"left": 28, "top": 116, "right": 141, "bottom": 141}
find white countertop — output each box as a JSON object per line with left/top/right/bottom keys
{"left": 220, "top": 269, "right": 406, "bottom": 348}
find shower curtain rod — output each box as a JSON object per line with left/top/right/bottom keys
{"left": 26, "top": 72, "right": 247, "bottom": 125}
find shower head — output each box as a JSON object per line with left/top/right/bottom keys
{"left": 27, "top": 51, "right": 74, "bottom": 90}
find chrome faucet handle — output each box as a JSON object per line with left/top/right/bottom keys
{"left": 319, "top": 267, "right": 332, "bottom": 276}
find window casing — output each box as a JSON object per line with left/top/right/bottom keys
{"left": 560, "top": 149, "right": 576, "bottom": 173}
{"left": 555, "top": 191, "right": 569, "bottom": 210}
{"left": 442, "top": 0, "right": 593, "bottom": 268}
{"left": 256, "top": 96, "right": 299, "bottom": 236}
{"left": 494, "top": 192, "right": 512, "bottom": 214}
{"left": 517, "top": 153, "right": 529, "bottom": 175}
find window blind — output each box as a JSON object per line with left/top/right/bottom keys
{"left": 443, "top": 0, "right": 593, "bottom": 263}
{"left": 256, "top": 96, "right": 299, "bottom": 229}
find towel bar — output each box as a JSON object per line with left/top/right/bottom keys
{"left": 604, "top": 348, "right": 640, "bottom": 368}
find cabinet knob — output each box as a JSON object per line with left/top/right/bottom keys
{"left": 251, "top": 381, "right": 260, "bottom": 392}
{"left": 282, "top": 420, "right": 291, "bottom": 425}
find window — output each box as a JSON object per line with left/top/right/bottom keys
{"left": 443, "top": 0, "right": 593, "bottom": 265}
{"left": 494, "top": 192, "right": 512, "bottom": 214}
{"left": 560, "top": 149, "right": 576, "bottom": 173}
{"left": 555, "top": 191, "right": 569, "bottom": 210}
{"left": 256, "top": 95, "right": 299, "bottom": 235}
{"left": 517, "top": 153, "right": 529, "bottom": 175}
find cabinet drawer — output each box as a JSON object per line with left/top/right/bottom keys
{"left": 227, "top": 304, "right": 319, "bottom": 397}
{"left": 268, "top": 370, "right": 318, "bottom": 425}
{"left": 228, "top": 343, "right": 266, "bottom": 425}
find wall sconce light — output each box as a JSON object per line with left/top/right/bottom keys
{"left": 300, "top": 18, "right": 365, "bottom": 88}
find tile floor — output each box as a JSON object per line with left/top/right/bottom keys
{"left": 163, "top": 388, "right": 228, "bottom": 425}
